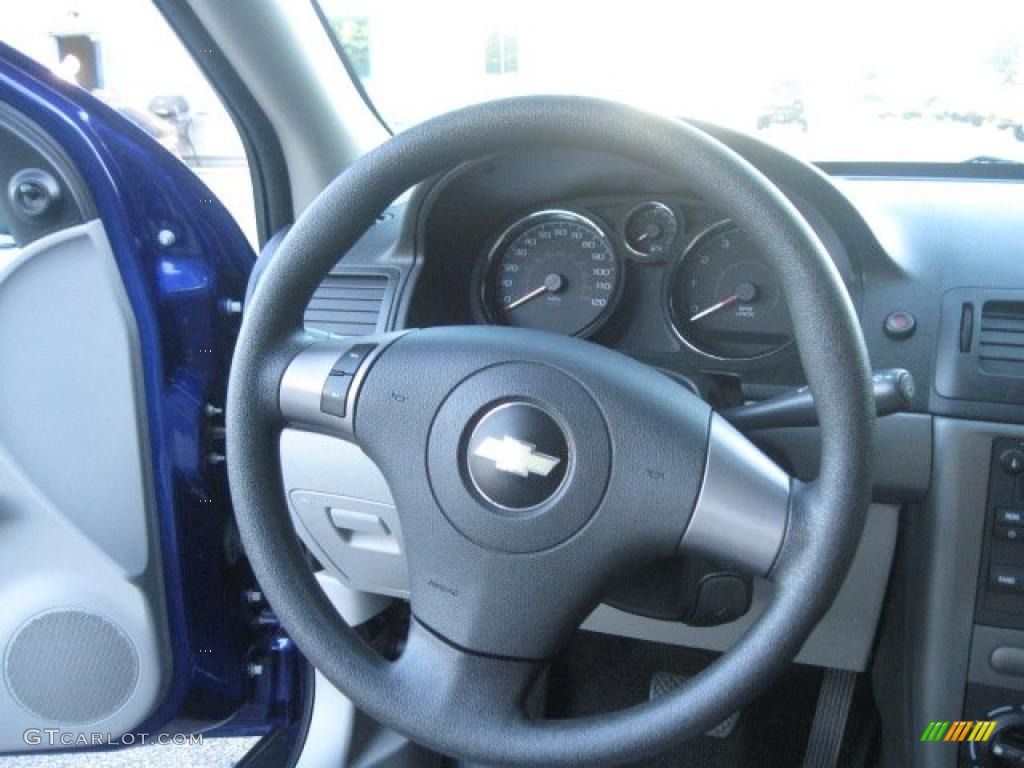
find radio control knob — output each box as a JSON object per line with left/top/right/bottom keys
{"left": 1001, "top": 449, "right": 1024, "bottom": 476}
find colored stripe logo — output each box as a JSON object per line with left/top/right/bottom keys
{"left": 920, "top": 721, "right": 997, "bottom": 742}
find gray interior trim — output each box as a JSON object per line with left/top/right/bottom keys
{"left": 279, "top": 337, "right": 356, "bottom": 432}
{"left": 296, "top": 574, "right": 439, "bottom": 768}
{"left": 681, "top": 413, "right": 790, "bottom": 576}
{"left": 292, "top": 572, "right": 389, "bottom": 768}
{"left": 904, "top": 416, "right": 1024, "bottom": 768}
{"left": 279, "top": 332, "right": 406, "bottom": 440}
{"left": 0, "top": 102, "right": 96, "bottom": 248}
{"left": 281, "top": 430, "right": 408, "bottom": 598}
{"left": 187, "top": 0, "right": 389, "bottom": 213}
{"left": 751, "top": 412, "right": 932, "bottom": 500}
{"left": 0, "top": 222, "right": 169, "bottom": 750}
{"left": 969, "top": 624, "right": 1024, "bottom": 692}
{"left": 585, "top": 502, "right": 898, "bottom": 671}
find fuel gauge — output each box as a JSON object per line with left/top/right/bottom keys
{"left": 624, "top": 201, "right": 679, "bottom": 260}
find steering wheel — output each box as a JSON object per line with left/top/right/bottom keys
{"left": 226, "top": 96, "right": 873, "bottom": 767}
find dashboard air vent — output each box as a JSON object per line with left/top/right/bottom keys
{"left": 304, "top": 273, "right": 389, "bottom": 337}
{"left": 979, "top": 301, "right": 1024, "bottom": 376}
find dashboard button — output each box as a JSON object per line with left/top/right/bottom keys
{"left": 991, "top": 566, "right": 1024, "bottom": 593}
{"left": 332, "top": 344, "right": 375, "bottom": 376}
{"left": 998, "top": 508, "right": 1024, "bottom": 526}
{"left": 996, "top": 526, "right": 1024, "bottom": 543}
{"left": 1001, "top": 450, "right": 1024, "bottom": 476}
{"left": 990, "top": 646, "right": 1024, "bottom": 677}
{"left": 884, "top": 310, "right": 916, "bottom": 340}
{"left": 321, "top": 374, "right": 352, "bottom": 418}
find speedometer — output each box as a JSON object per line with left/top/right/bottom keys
{"left": 479, "top": 210, "right": 621, "bottom": 337}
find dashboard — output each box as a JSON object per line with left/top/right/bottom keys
{"left": 407, "top": 146, "right": 860, "bottom": 410}
{"left": 280, "top": 129, "right": 1024, "bottom": 453}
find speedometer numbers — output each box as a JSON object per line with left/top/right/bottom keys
{"left": 481, "top": 211, "right": 621, "bottom": 337}
{"left": 667, "top": 224, "right": 793, "bottom": 360}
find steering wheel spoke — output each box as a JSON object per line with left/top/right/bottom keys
{"left": 277, "top": 331, "right": 405, "bottom": 441}
{"left": 677, "top": 413, "right": 793, "bottom": 578}
{"left": 389, "top": 620, "right": 542, "bottom": 734}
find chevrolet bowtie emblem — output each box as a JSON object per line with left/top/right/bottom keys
{"left": 473, "top": 436, "right": 561, "bottom": 478}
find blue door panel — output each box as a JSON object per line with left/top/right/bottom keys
{"left": 0, "top": 41, "right": 295, "bottom": 736}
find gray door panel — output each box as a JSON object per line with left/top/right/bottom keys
{"left": 0, "top": 222, "right": 170, "bottom": 751}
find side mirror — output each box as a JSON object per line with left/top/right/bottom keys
{"left": 148, "top": 95, "right": 190, "bottom": 120}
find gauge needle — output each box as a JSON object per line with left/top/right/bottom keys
{"left": 504, "top": 273, "right": 565, "bottom": 312}
{"left": 634, "top": 226, "right": 661, "bottom": 244}
{"left": 688, "top": 293, "right": 740, "bottom": 323}
{"left": 504, "top": 285, "right": 547, "bottom": 311}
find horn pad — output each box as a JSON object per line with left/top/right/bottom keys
{"left": 426, "top": 362, "right": 611, "bottom": 554}
{"left": 465, "top": 401, "right": 570, "bottom": 512}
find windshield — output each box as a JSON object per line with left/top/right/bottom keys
{"left": 319, "top": 0, "right": 1024, "bottom": 163}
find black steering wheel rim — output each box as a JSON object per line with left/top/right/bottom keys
{"left": 227, "top": 96, "right": 874, "bottom": 766}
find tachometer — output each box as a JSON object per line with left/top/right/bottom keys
{"left": 667, "top": 223, "right": 792, "bottom": 359}
{"left": 479, "top": 210, "right": 620, "bottom": 337}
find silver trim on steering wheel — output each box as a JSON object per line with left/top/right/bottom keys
{"left": 680, "top": 413, "right": 790, "bottom": 576}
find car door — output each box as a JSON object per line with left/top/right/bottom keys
{"left": 0, "top": 31, "right": 301, "bottom": 758}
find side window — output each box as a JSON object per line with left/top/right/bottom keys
{"left": 1, "top": 3, "right": 258, "bottom": 247}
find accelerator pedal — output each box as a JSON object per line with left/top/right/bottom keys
{"left": 801, "top": 668, "right": 858, "bottom": 768}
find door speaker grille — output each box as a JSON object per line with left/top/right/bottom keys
{"left": 4, "top": 609, "right": 139, "bottom": 724}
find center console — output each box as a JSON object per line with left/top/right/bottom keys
{"left": 962, "top": 439, "right": 1024, "bottom": 767}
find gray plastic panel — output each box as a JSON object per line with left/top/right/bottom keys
{"left": 186, "top": 0, "right": 388, "bottom": 212}
{"left": 901, "top": 416, "right": 1024, "bottom": 768}
{"left": 293, "top": 572, "right": 390, "bottom": 768}
{"left": 750, "top": 412, "right": 932, "bottom": 499}
{"left": 0, "top": 222, "right": 169, "bottom": 751}
{"left": 585, "top": 502, "right": 898, "bottom": 671}
{"left": 0, "top": 102, "right": 94, "bottom": 247}
{"left": 681, "top": 413, "right": 789, "bottom": 576}
{"left": 969, "top": 624, "right": 1024, "bottom": 692}
{"left": 280, "top": 429, "right": 408, "bottom": 597}
{"left": 298, "top": 575, "right": 438, "bottom": 768}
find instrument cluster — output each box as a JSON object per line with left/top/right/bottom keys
{"left": 472, "top": 199, "right": 793, "bottom": 361}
